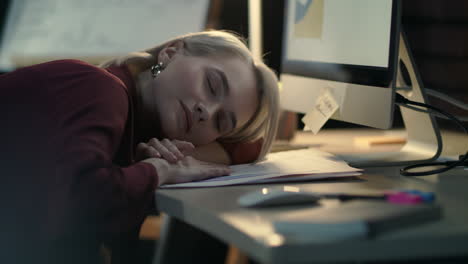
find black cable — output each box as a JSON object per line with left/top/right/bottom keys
{"left": 395, "top": 94, "right": 468, "bottom": 176}
{"left": 400, "top": 103, "right": 468, "bottom": 122}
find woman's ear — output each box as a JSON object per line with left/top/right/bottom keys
{"left": 158, "top": 40, "right": 185, "bottom": 65}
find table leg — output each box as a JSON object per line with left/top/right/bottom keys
{"left": 153, "top": 215, "right": 228, "bottom": 264}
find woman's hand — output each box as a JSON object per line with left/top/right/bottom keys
{"left": 136, "top": 138, "right": 195, "bottom": 163}
{"left": 142, "top": 156, "right": 231, "bottom": 186}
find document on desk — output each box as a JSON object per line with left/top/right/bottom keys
{"left": 162, "top": 148, "right": 362, "bottom": 188}
{"left": 273, "top": 200, "right": 442, "bottom": 243}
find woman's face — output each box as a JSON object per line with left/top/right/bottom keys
{"left": 142, "top": 47, "right": 258, "bottom": 146}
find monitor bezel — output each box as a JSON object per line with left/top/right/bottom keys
{"left": 281, "top": 0, "right": 401, "bottom": 88}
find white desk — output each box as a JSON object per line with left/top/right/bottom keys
{"left": 153, "top": 129, "right": 468, "bottom": 264}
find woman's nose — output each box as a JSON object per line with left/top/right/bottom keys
{"left": 195, "top": 102, "right": 212, "bottom": 123}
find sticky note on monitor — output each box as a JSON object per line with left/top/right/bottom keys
{"left": 302, "top": 87, "right": 339, "bottom": 134}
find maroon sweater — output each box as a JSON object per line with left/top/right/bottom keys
{"left": 0, "top": 59, "right": 261, "bottom": 262}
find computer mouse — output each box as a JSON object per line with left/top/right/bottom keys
{"left": 238, "top": 187, "right": 320, "bottom": 208}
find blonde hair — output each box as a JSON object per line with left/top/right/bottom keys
{"left": 100, "top": 30, "right": 279, "bottom": 161}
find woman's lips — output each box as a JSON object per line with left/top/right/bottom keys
{"left": 180, "top": 100, "right": 193, "bottom": 133}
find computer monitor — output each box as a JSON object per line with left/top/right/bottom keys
{"left": 279, "top": 0, "right": 442, "bottom": 166}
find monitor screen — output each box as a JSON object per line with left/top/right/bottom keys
{"left": 282, "top": 0, "right": 399, "bottom": 88}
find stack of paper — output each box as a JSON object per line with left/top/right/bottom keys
{"left": 162, "top": 148, "right": 362, "bottom": 188}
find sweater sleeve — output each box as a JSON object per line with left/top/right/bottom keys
{"left": 219, "top": 138, "right": 264, "bottom": 165}
{"left": 32, "top": 60, "right": 158, "bottom": 240}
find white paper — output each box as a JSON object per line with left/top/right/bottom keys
{"left": 162, "top": 148, "right": 362, "bottom": 188}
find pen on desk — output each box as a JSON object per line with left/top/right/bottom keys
{"left": 319, "top": 190, "right": 435, "bottom": 204}
{"left": 322, "top": 193, "right": 385, "bottom": 201}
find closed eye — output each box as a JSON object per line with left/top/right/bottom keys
{"left": 216, "top": 111, "right": 235, "bottom": 134}
{"left": 204, "top": 67, "right": 236, "bottom": 134}
{"left": 216, "top": 113, "right": 222, "bottom": 132}
{"left": 206, "top": 75, "right": 215, "bottom": 96}
{"left": 216, "top": 111, "right": 228, "bottom": 134}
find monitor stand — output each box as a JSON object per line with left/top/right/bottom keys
{"left": 341, "top": 32, "right": 443, "bottom": 167}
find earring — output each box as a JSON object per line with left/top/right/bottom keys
{"left": 151, "top": 62, "right": 165, "bottom": 78}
